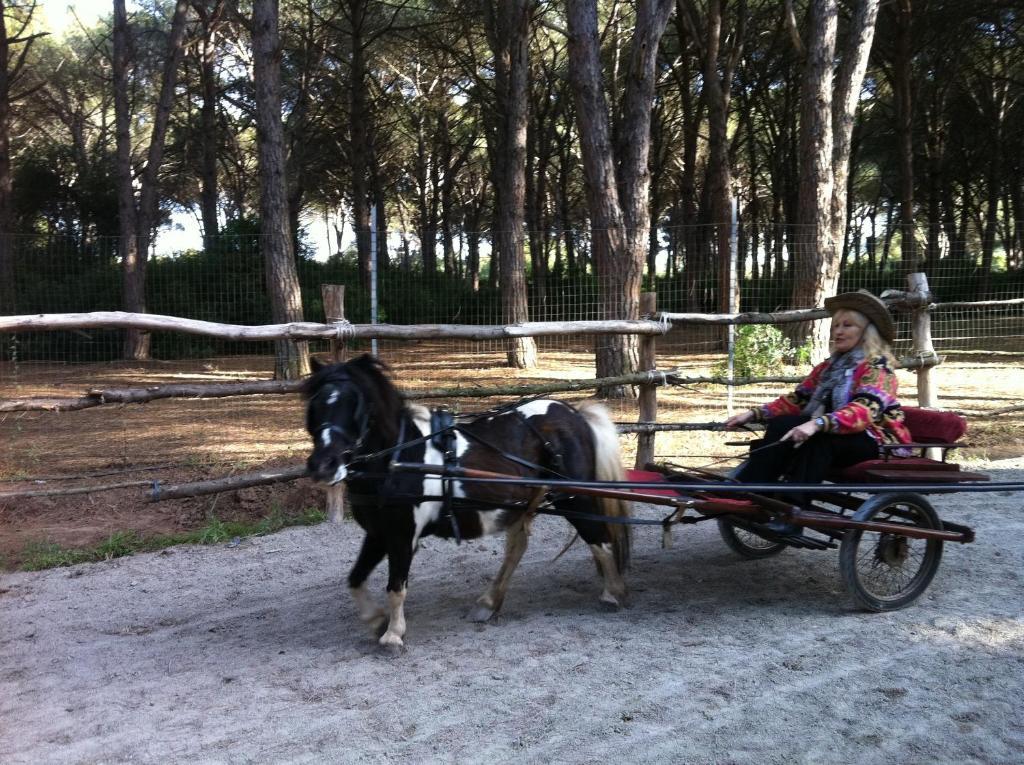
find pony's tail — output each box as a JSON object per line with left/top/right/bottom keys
{"left": 578, "top": 401, "right": 631, "bottom": 573}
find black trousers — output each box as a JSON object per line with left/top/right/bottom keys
{"left": 735, "top": 415, "right": 879, "bottom": 488}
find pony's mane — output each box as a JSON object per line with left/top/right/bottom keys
{"left": 304, "top": 354, "right": 405, "bottom": 446}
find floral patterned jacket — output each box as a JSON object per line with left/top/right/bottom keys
{"left": 751, "top": 356, "right": 912, "bottom": 449}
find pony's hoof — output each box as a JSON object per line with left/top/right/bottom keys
{"left": 599, "top": 592, "right": 624, "bottom": 611}
{"left": 467, "top": 605, "right": 496, "bottom": 623}
{"left": 378, "top": 632, "right": 405, "bottom": 652}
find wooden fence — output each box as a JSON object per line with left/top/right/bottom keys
{"left": 2, "top": 272, "right": 1017, "bottom": 504}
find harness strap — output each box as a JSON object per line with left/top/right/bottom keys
{"left": 433, "top": 407, "right": 463, "bottom": 544}
{"left": 513, "top": 409, "right": 565, "bottom": 474}
{"left": 456, "top": 426, "right": 569, "bottom": 479}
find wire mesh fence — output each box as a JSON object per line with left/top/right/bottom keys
{"left": 1, "top": 223, "right": 1022, "bottom": 477}
{"left": 2, "top": 223, "right": 1022, "bottom": 363}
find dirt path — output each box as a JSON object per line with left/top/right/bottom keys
{"left": 2, "top": 462, "right": 1023, "bottom": 764}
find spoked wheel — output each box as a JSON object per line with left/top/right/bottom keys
{"left": 717, "top": 518, "right": 787, "bottom": 559}
{"left": 839, "top": 493, "right": 944, "bottom": 612}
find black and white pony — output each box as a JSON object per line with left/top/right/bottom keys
{"left": 303, "top": 355, "right": 631, "bottom": 648}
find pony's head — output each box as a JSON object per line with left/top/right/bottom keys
{"left": 302, "top": 354, "right": 402, "bottom": 484}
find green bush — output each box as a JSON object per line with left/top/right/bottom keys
{"left": 716, "top": 324, "right": 802, "bottom": 378}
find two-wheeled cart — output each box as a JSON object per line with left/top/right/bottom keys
{"left": 397, "top": 407, "right": 1011, "bottom": 612}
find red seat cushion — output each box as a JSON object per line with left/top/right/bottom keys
{"left": 625, "top": 469, "right": 681, "bottom": 497}
{"left": 902, "top": 407, "right": 967, "bottom": 444}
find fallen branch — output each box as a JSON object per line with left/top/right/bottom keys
{"left": 0, "top": 379, "right": 302, "bottom": 412}
{"left": 0, "top": 463, "right": 178, "bottom": 483}
{"left": 148, "top": 465, "right": 308, "bottom": 502}
{"left": 971, "top": 403, "right": 1024, "bottom": 418}
{"left": 0, "top": 480, "right": 155, "bottom": 500}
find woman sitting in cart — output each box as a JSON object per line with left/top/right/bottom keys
{"left": 724, "top": 290, "right": 912, "bottom": 531}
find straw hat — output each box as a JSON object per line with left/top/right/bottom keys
{"left": 824, "top": 289, "right": 895, "bottom": 343}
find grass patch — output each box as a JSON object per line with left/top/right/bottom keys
{"left": 17, "top": 506, "right": 326, "bottom": 571}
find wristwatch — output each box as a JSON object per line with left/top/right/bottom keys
{"left": 814, "top": 416, "right": 827, "bottom": 430}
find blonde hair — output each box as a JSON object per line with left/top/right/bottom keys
{"left": 831, "top": 308, "right": 892, "bottom": 360}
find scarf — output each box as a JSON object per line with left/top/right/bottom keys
{"left": 801, "top": 348, "right": 865, "bottom": 417}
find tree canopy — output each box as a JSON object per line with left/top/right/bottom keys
{"left": 2, "top": 0, "right": 1022, "bottom": 357}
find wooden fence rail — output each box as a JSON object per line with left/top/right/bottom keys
{"left": 4, "top": 274, "right": 1024, "bottom": 505}
{"left": 0, "top": 312, "right": 666, "bottom": 340}
{"left": 4, "top": 273, "right": 1021, "bottom": 472}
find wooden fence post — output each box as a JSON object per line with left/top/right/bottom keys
{"left": 635, "top": 292, "right": 658, "bottom": 469}
{"left": 321, "top": 284, "right": 346, "bottom": 362}
{"left": 320, "top": 283, "right": 347, "bottom": 521}
{"left": 907, "top": 272, "right": 937, "bottom": 408}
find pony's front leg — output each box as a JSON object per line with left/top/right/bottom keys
{"left": 379, "top": 538, "right": 414, "bottom": 649}
{"left": 469, "top": 513, "right": 532, "bottom": 623}
{"left": 349, "top": 535, "right": 388, "bottom": 635}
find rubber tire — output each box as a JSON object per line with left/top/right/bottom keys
{"left": 717, "top": 518, "right": 787, "bottom": 559}
{"left": 838, "top": 492, "right": 944, "bottom": 612}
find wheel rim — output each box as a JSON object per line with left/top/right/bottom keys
{"left": 852, "top": 504, "right": 936, "bottom": 603}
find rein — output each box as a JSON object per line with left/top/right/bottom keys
{"left": 349, "top": 407, "right": 567, "bottom": 480}
{"left": 343, "top": 468, "right": 680, "bottom": 528}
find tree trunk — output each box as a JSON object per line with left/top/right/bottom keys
{"left": 694, "top": 0, "right": 744, "bottom": 334}
{"left": 485, "top": 0, "right": 537, "bottom": 368}
{"left": 348, "top": 0, "right": 373, "bottom": 291}
{"left": 790, "top": 0, "right": 879, "bottom": 357}
{"left": 253, "top": 0, "right": 309, "bottom": 378}
{"left": 556, "top": 127, "right": 577, "bottom": 278}
{"left": 567, "top": 0, "right": 674, "bottom": 396}
{"left": 0, "top": 0, "right": 46, "bottom": 311}
{"left": 136, "top": 0, "right": 189, "bottom": 254}
{"left": 0, "top": 11, "right": 14, "bottom": 315}
{"left": 980, "top": 162, "right": 1000, "bottom": 294}
{"left": 891, "top": 0, "right": 917, "bottom": 275}
{"left": 831, "top": 0, "right": 879, "bottom": 255}
{"left": 669, "top": 11, "right": 704, "bottom": 310}
{"left": 114, "top": 0, "right": 191, "bottom": 360}
{"left": 195, "top": 0, "right": 225, "bottom": 245}
{"left": 526, "top": 62, "right": 559, "bottom": 311}
{"left": 790, "top": 0, "right": 838, "bottom": 358}
{"left": 113, "top": 0, "right": 145, "bottom": 359}
{"left": 413, "top": 116, "right": 438, "bottom": 275}
{"left": 699, "top": 0, "right": 743, "bottom": 322}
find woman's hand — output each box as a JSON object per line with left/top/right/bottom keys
{"left": 724, "top": 410, "right": 756, "bottom": 430}
{"left": 780, "top": 419, "right": 821, "bottom": 446}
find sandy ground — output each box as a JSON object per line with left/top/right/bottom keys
{"left": 2, "top": 461, "right": 1022, "bottom": 764}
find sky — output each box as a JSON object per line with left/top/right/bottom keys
{"left": 38, "top": 0, "right": 115, "bottom": 37}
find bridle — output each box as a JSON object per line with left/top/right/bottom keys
{"left": 314, "top": 381, "right": 371, "bottom": 462}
